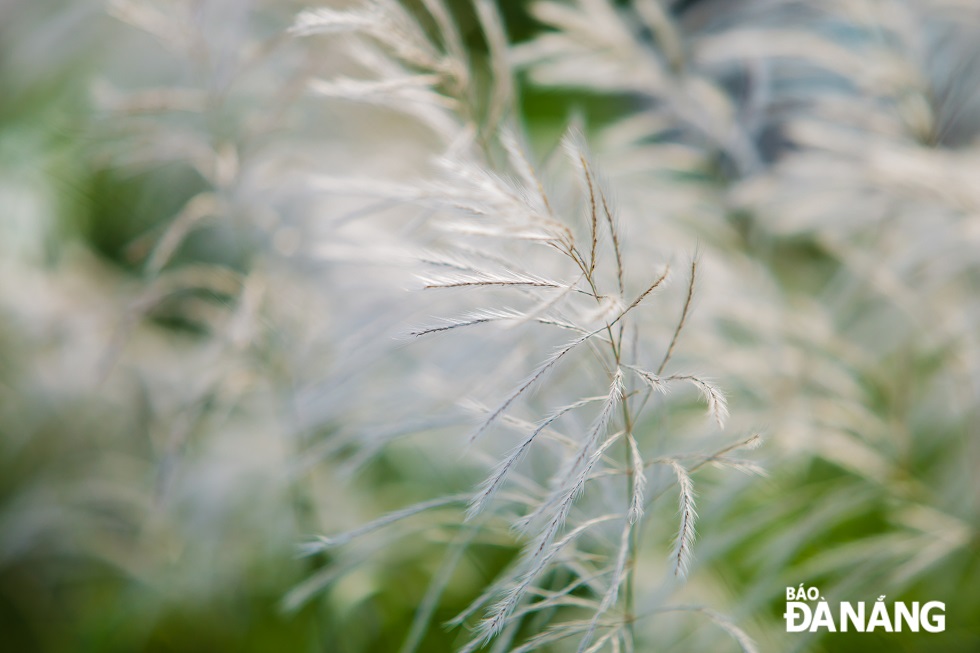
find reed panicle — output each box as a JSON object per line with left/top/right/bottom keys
{"left": 15, "top": 0, "right": 975, "bottom": 651}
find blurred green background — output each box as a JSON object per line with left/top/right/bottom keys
{"left": 2, "top": 1, "right": 978, "bottom": 652}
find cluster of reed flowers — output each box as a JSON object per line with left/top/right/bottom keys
{"left": 282, "top": 2, "right": 767, "bottom": 651}
{"left": 3, "top": 0, "right": 978, "bottom": 651}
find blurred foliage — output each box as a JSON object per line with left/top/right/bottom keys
{"left": 1, "top": 1, "right": 979, "bottom": 652}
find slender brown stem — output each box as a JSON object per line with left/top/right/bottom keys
{"left": 657, "top": 257, "right": 697, "bottom": 375}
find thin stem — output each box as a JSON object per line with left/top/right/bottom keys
{"left": 570, "top": 196, "right": 640, "bottom": 644}
{"left": 621, "top": 398, "right": 639, "bottom": 639}
{"left": 570, "top": 189, "right": 662, "bottom": 647}
{"left": 580, "top": 155, "right": 599, "bottom": 278}
{"left": 599, "top": 190, "right": 624, "bottom": 297}
{"left": 657, "top": 257, "right": 697, "bottom": 375}
{"left": 599, "top": 187, "right": 626, "bottom": 360}
{"left": 606, "top": 279, "right": 638, "bottom": 643}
